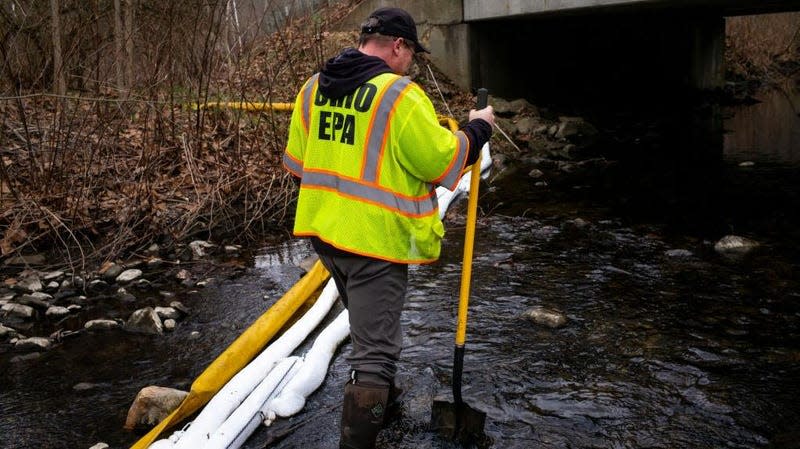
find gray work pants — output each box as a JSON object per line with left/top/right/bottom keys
{"left": 318, "top": 253, "right": 408, "bottom": 385}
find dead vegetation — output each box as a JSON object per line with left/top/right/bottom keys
{"left": 0, "top": 1, "right": 377, "bottom": 271}
{"left": 726, "top": 12, "right": 800, "bottom": 82}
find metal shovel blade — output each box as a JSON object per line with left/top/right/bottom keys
{"left": 431, "top": 395, "right": 487, "bottom": 443}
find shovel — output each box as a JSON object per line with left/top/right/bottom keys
{"left": 430, "top": 88, "right": 489, "bottom": 444}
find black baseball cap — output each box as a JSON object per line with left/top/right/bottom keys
{"left": 361, "top": 7, "right": 430, "bottom": 54}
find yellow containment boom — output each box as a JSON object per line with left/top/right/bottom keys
{"left": 190, "top": 101, "right": 295, "bottom": 112}
{"left": 189, "top": 101, "right": 459, "bottom": 133}
{"left": 130, "top": 261, "right": 330, "bottom": 449}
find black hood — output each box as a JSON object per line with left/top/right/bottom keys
{"left": 318, "top": 48, "right": 393, "bottom": 99}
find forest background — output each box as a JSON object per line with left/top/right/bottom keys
{"left": 1, "top": 0, "right": 798, "bottom": 274}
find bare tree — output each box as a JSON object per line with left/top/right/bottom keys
{"left": 50, "top": 0, "right": 65, "bottom": 96}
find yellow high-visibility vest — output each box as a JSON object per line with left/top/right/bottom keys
{"left": 283, "top": 72, "right": 470, "bottom": 264}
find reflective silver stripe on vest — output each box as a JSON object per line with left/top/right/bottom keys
{"left": 437, "top": 130, "right": 470, "bottom": 189}
{"left": 301, "top": 171, "right": 436, "bottom": 217}
{"left": 301, "top": 73, "right": 319, "bottom": 133}
{"left": 361, "top": 76, "right": 412, "bottom": 183}
{"left": 283, "top": 152, "right": 303, "bottom": 175}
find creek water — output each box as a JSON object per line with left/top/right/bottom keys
{"left": 1, "top": 83, "right": 798, "bottom": 449}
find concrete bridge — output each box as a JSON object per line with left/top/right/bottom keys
{"left": 338, "top": 0, "right": 800, "bottom": 104}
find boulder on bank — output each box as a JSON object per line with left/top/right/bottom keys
{"left": 14, "top": 336, "right": 52, "bottom": 352}
{"left": 124, "top": 386, "right": 188, "bottom": 430}
{"left": 84, "top": 319, "right": 121, "bottom": 331}
{"left": 116, "top": 269, "right": 143, "bottom": 283}
{"left": 126, "top": 307, "right": 163, "bottom": 334}
{"left": 2, "top": 303, "right": 36, "bottom": 320}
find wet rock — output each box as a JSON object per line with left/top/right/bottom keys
{"left": 515, "top": 116, "right": 539, "bottom": 135}
{"left": 124, "top": 386, "right": 189, "bottom": 430}
{"left": 116, "top": 289, "right": 137, "bottom": 302}
{"left": 132, "top": 278, "right": 152, "bottom": 290}
{"left": 73, "top": 382, "right": 100, "bottom": 391}
{"left": 714, "top": 235, "right": 759, "bottom": 255}
{"left": 144, "top": 243, "right": 161, "bottom": 256}
{"left": 154, "top": 306, "right": 181, "bottom": 321}
{"left": 84, "top": 319, "right": 121, "bottom": 331}
{"left": 555, "top": 116, "right": 598, "bottom": 141}
{"left": 510, "top": 98, "right": 538, "bottom": 115}
{"left": 196, "top": 278, "right": 212, "bottom": 288}
{"left": 116, "top": 269, "right": 143, "bottom": 283}
{"left": 45, "top": 306, "right": 71, "bottom": 319}
{"left": 3, "top": 254, "right": 46, "bottom": 266}
{"left": 0, "top": 324, "right": 18, "bottom": 340}
{"left": 14, "top": 336, "right": 52, "bottom": 352}
{"left": 42, "top": 271, "right": 65, "bottom": 282}
{"left": 61, "top": 276, "right": 85, "bottom": 290}
{"left": 53, "top": 289, "right": 78, "bottom": 302}
{"left": 146, "top": 257, "right": 164, "bottom": 269}
{"left": 169, "top": 301, "right": 190, "bottom": 316}
{"left": 522, "top": 306, "right": 568, "bottom": 329}
{"left": 163, "top": 319, "right": 176, "bottom": 331}
{"left": 189, "top": 240, "right": 215, "bottom": 259}
{"left": 665, "top": 249, "right": 694, "bottom": 258}
{"left": 17, "top": 292, "right": 52, "bottom": 310}
{"left": 45, "top": 281, "right": 60, "bottom": 291}
{"left": 126, "top": 307, "right": 163, "bottom": 335}
{"left": 175, "top": 269, "right": 191, "bottom": 281}
{"left": 14, "top": 275, "right": 43, "bottom": 293}
{"left": 2, "top": 303, "right": 36, "bottom": 320}
{"left": 100, "top": 262, "right": 124, "bottom": 282}
{"left": 528, "top": 168, "right": 545, "bottom": 179}
{"left": 490, "top": 97, "right": 514, "bottom": 115}
{"left": 87, "top": 279, "right": 111, "bottom": 293}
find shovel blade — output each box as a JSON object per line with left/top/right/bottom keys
{"left": 431, "top": 398, "right": 487, "bottom": 443}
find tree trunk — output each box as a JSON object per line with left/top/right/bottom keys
{"left": 125, "top": 0, "right": 135, "bottom": 90}
{"left": 114, "top": 0, "right": 125, "bottom": 92}
{"left": 50, "top": 0, "right": 66, "bottom": 96}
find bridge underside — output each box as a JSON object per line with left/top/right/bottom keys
{"left": 469, "top": 10, "right": 726, "bottom": 106}
{"left": 465, "top": 0, "right": 800, "bottom": 20}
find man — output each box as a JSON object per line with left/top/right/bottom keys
{"left": 283, "top": 6, "right": 494, "bottom": 448}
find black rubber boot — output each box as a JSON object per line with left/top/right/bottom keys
{"left": 340, "top": 381, "right": 390, "bottom": 449}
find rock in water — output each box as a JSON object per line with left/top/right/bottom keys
{"left": 124, "top": 386, "right": 188, "bottom": 430}
{"left": 714, "top": 235, "right": 759, "bottom": 255}
{"left": 523, "top": 306, "right": 568, "bottom": 328}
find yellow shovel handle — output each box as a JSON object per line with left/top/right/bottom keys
{"left": 455, "top": 154, "right": 481, "bottom": 346}
{"left": 455, "top": 87, "right": 487, "bottom": 347}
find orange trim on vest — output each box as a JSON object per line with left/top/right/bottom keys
{"left": 293, "top": 231, "right": 437, "bottom": 265}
